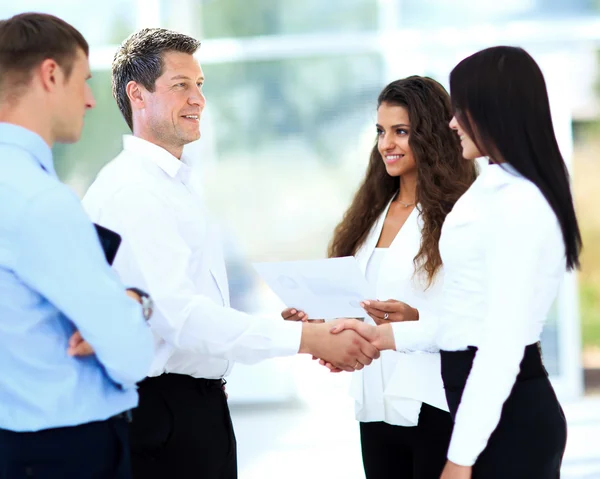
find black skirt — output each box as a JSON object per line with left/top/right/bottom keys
{"left": 440, "top": 343, "right": 567, "bottom": 479}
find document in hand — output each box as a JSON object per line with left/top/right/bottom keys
{"left": 253, "top": 257, "right": 374, "bottom": 320}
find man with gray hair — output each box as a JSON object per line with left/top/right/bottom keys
{"left": 83, "top": 28, "right": 379, "bottom": 478}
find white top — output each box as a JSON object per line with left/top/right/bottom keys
{"left": 365, "top": 248, "right": 387, "bottom": 284}
{"left": 350, "top": 203, "right": 449, "bottom": 426}
{"left": 82, "top": 135, "right": 302, "bottom": 379}
{"left": 437, "top": 163, "right": 566, "bottom": 466}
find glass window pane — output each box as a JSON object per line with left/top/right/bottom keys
{"left": 0, "top": 1, "right": 137, "bottom": 46}
{"left": 203, "top": 53, "right": 383, "bottom": 166}
{"left": 53, "top": 70, "right": 129, "bottom": 195}
{"left": 395, "top": 0, "right": 597, "bottom": 28}
{"left": 196, "top": 0, "right": 378, "bottom": 38}
{"left": 200, "top": 54, "right": 384, "bottom": 262}
{"left": 541, "top": 301, "right": 561, "bottom": 376}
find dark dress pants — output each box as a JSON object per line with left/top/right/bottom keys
{"left": 129, "top": 373, "right": 237, "bottom": 479}
{"left": 441, "top": 343, "right": 567, "bottom": 479}
{"left": 360, "top": 403, "right": 454, "bottom": 479}
{"left": 0, "top": 416, "right": 131, "bottom": 479}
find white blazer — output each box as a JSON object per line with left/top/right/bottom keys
{"left": 349, "top": 200, "right": 449, "bottom": 426}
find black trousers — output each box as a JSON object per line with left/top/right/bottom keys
{"left": 129, "top": 373, "right": 237, "bottom": 479}
{"left": 0, "top": 416, "right": 131, "bottom": 479}
{"left": 360, "top": 403, "right": 454, "bottom": 479}
{"left": 441, "top": 343, "right": 567, "bottom": 479}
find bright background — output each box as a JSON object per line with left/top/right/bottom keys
{"left": 3, "top": 1, "right": 600, "bottom": 477}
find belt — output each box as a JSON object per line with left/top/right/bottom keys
{"left": 111, "top": 410, "right": 133, "bottom": 423}
{"left": 138, "top": 373, "right": 226, "bottom": 392}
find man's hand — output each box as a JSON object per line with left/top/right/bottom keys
{"left": 67, "top": 330, "right": 94, "bottom": 357}
{"left": 330, "top": 319, "right": 396, "bottom": 351}
{"left": 440, "top": 461, "right": 472, "bottom": 479}
{"left": 126, "top": 288, "right": 143, "bottom": 303}
{"left": 361, "top": 299, "right": 419, "bottom": 325}
{"left": 299, "top": 320, "right": 380, "bottom": 371}
{"left": 318, "top": 320, "right": 397, "bottom": 373}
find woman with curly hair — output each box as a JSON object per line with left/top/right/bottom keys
{"left": 284, "top": 76, "right": 476, "bottom": 479}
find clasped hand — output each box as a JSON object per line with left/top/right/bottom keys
{"left": 282, "top": 298, "right": 414, "bottom": 372}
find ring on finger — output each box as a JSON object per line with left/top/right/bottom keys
{"left": 383, "top": 313, "right": 389, "bottom": 320}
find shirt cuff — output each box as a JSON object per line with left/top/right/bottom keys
{"left": 446, "top": 438, "right": 478, "bottom": 467}
{"left": 267, "top": 318, "right": 303, "bottom": 356}
{"left": 390, "top": 319, "right": 438, "bottom": 353}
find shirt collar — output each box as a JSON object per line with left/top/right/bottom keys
{"left": 480, "top": 162, "right": 523, "bottom": 188}
{"left": 0, "top": 123, "right": 56, "bottom": 177}
{"left": 122, "top": 135, "right": 192, "bottom": 183}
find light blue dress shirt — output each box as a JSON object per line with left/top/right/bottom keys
{"left": 0, "top": 123, "right": 154, "bottom": 432}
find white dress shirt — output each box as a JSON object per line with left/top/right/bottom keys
{"left": 83, "top": 135, "right": 302, "bottom": 379}
{"left": 437, "top": 163, "right": 566, "bottom": 466}
{"left": 350, "top": 201, "right": 449, "bottom": 426}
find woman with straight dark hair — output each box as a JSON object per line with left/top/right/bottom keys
{"left": 435, "top": 45, "right": 580, "bottom": 479}
{"left": 330, "top": 46, "right": 580, "bottom": 479}
{"left": 284, "top": 76, "right": 476, "bottom": 479}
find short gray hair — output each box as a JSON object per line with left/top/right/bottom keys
{"left": 112, "top": 28, "right": 200, "bottom": 130}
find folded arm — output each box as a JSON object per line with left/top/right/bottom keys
{"left": 15, "top": 186, "right": 154, "bottom": 388}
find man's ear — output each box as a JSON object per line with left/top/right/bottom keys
{"left": 126, "top": 81, "right": 145, "bottom": 111}
{"left": 37, "top": 58, "right": 61, "bottom": 92}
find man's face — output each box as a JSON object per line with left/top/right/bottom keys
{"left": 53, "top": 48, "right": 95, "bottom": 143}
{"left": 142, "top": 51, "right": 205, "bottom": 150}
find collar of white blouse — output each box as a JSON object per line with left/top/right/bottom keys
{"left": 481, "top": 162, "right": 522, "bottom": 188}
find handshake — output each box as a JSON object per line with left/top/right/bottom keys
{"left": 283, "top": 299, "right": 417, "bottom": 372}
{"left": 67, "top": 289, "right": 414, "bottom": 374}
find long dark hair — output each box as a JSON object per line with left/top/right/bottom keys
{"left": 328, "top": 76, "right": 477, "bottom": 285}
{"left": 450, "top": 46, "right": 582, "bottom": 270}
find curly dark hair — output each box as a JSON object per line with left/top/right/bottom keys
{"left": 328, "top": 76, "right": 477, "bottom": 286}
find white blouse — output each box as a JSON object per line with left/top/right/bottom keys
{"left": 365, "top": 248, "right": 387, "bottom": 284}
{"left": 438, "top": 163, "right": 566, "bottom": 466}
{"left": 350, "top": 202, "right": 448, "bottom": 426}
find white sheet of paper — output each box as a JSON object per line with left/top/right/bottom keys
{"left": 253, "top": 256, "right": 374, "bottom": 319}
